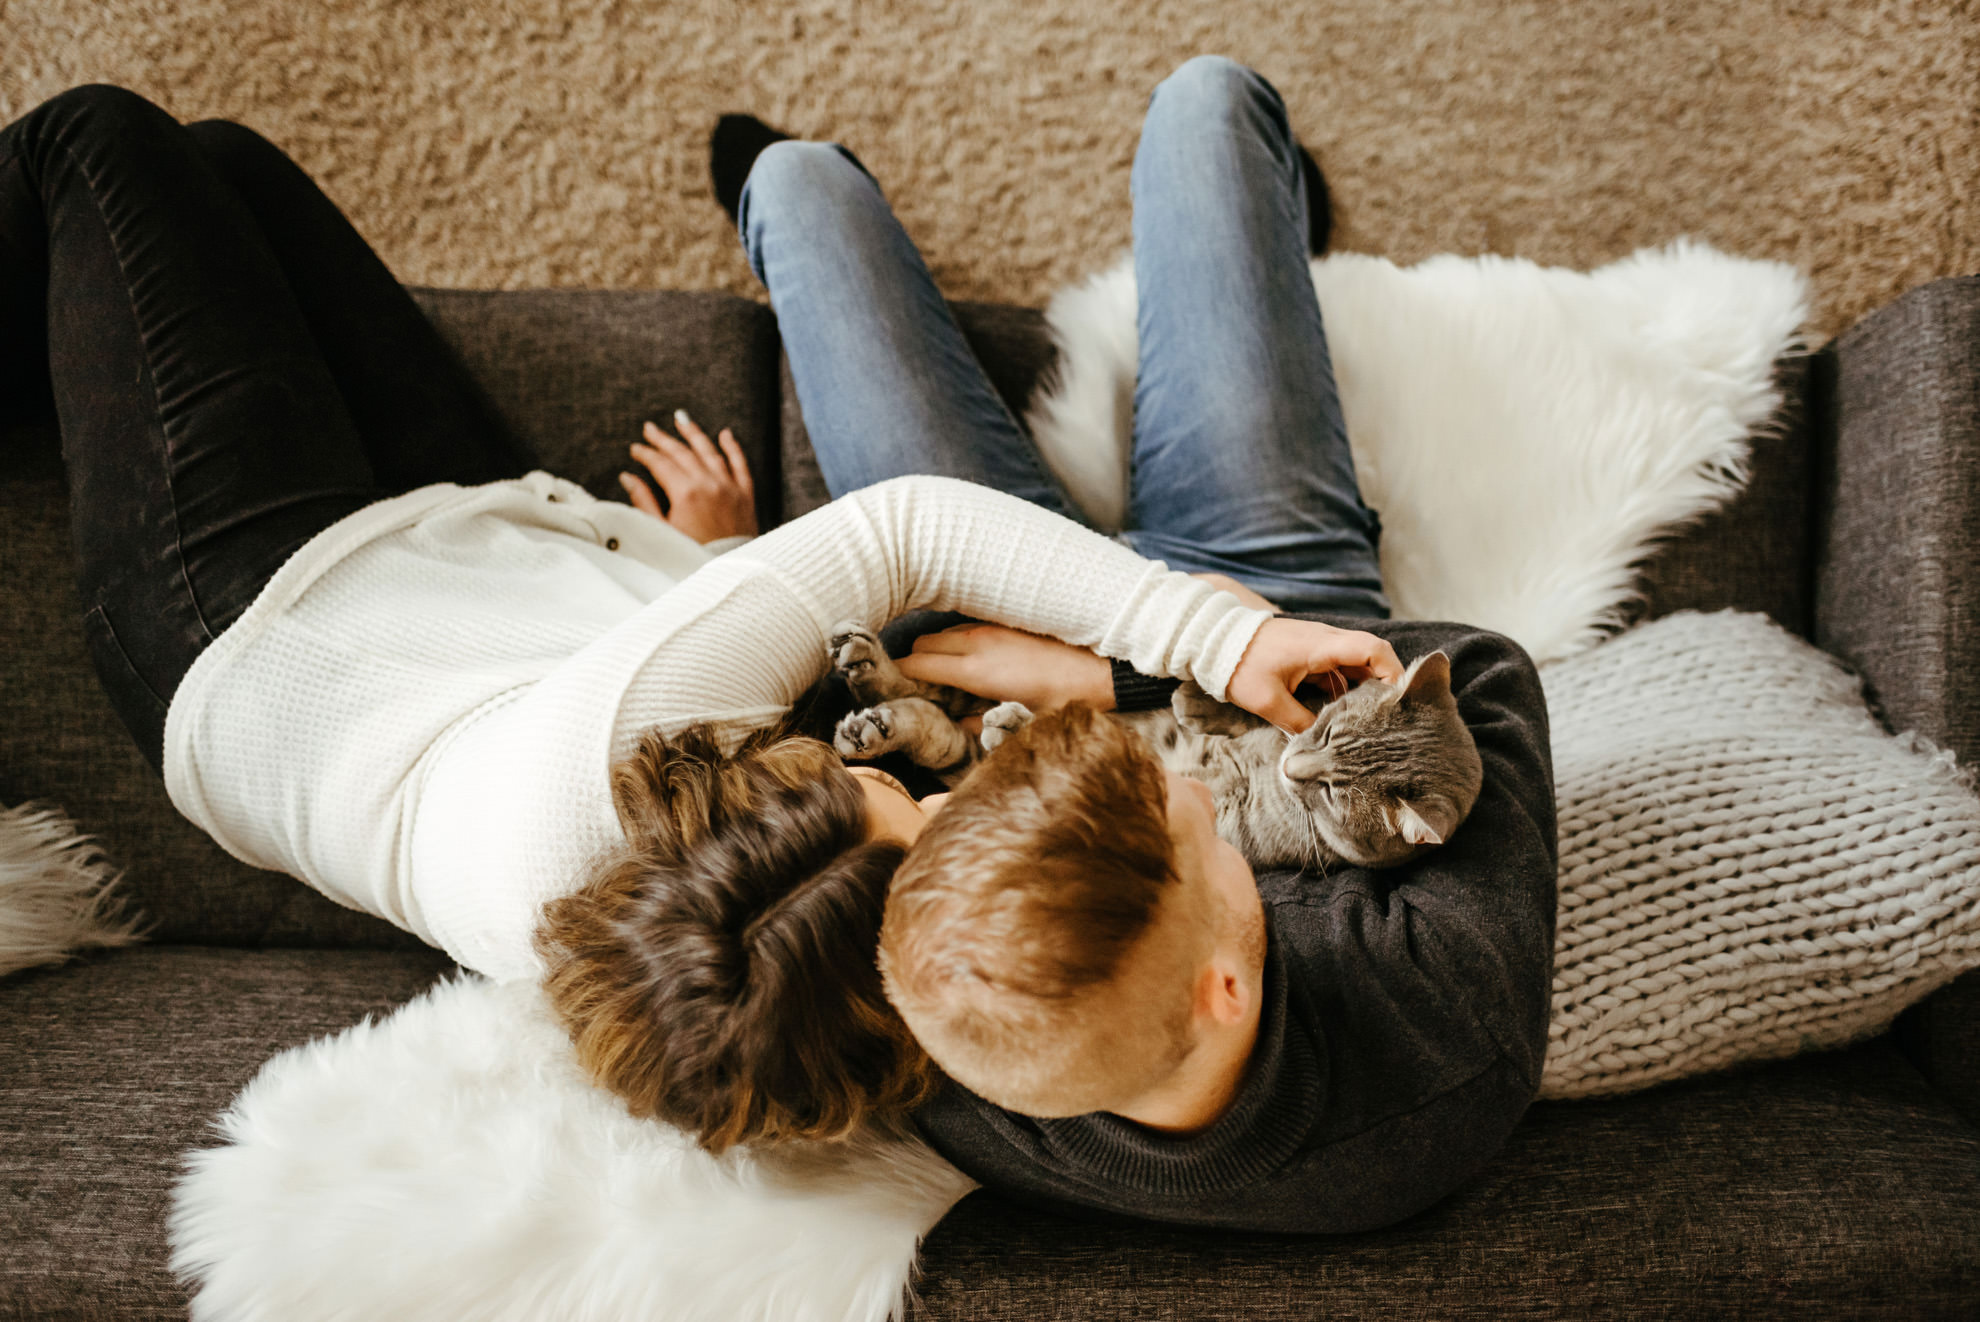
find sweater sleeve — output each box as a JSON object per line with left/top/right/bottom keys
{"left": 613, "top": 475, "right": 1273, "bottom": 739}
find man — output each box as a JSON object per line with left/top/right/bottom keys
{"left": 876, "top": 618, "right": 1554, "bottom": 1233}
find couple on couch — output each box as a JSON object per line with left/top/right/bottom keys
{"left": 0, "top": 56, "right": 1555, "bottom": 1233}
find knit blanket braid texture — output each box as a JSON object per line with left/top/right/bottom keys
{"left": 1537, "top": 609, "right": 1980, "bottom": 1099}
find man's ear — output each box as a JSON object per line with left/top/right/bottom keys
{"left": 1193, "top": 956, "right": 1250, "bottom": 1028}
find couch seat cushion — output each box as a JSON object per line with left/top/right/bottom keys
{"left": 5, "top": 943, "right": 1975, "bottom": 1319}
{"left": 916, "top": 1041, "right": 1980, "bottom": 1319}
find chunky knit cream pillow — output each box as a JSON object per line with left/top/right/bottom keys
{"left": 1538, "top": 609, "right": 1980, "bottom": 1099}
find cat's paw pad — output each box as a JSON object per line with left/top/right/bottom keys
{"left": 827, "top": 621, "right": 887, "bottom": 681}
{"left": 835, "top": 705, "right": 901, "bottom": 758}
{"left": 979, "top": 701, "right": 1034, "bottom": 752}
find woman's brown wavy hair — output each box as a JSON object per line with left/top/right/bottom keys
{"left": 535, "top": 721, "right": 936, "bottom": 1153}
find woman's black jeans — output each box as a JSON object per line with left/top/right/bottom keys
{"left": 0, "top": 85, "right": 536, "bottom": 772}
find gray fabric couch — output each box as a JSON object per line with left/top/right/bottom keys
{"left": 4, "top": 278, "right": 1978, "bottom": 1319}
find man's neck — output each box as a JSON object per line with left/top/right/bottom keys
{"left": 1111, "top": 994, "right": 1264, "bottom": 1135}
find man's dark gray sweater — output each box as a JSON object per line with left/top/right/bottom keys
{"left": 910, "top": 619, "right": 1558, "bottom": 1234}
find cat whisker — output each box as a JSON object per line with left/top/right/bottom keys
{"left": 1299, "top": 810, "right": 1333, "bottom": 875}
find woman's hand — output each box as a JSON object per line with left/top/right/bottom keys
{"left": 621, "top": 410, "right": 758, "bottom": 544}
{"left": 896, "top": 624, "right": 1115, "bottom": 713}
{"left": 1226, "top": 617, "right": 1405, "bottom": 734}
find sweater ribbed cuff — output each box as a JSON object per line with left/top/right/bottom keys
{"left": 1112, "top": 659, "right": 1182, "bottom": 713}
{"left": 1099, "top": 567, "right": 1273, "bottom": 702}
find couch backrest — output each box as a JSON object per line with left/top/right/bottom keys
{"left": 414, "top": 289, "right": 786, "bottom": 532}
{"left": 1628, "top": 354, "right": 1818, "bottom": 636}
{"left": 0, "top": 289, "right": 1820, "bottom": 950}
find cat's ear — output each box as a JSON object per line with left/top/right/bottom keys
{"left": 1392, "top": 799, "right": 1445, "bottom": 847}
{"left": 1395, "top": 650, "right": 1453, "bottom": 705}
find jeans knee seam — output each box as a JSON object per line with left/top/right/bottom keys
{"left": 84, "top": 603, "right": 172, "bottom": 709}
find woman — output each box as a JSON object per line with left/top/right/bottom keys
{"left": 539, "top": 56, "right": 1405, "bottom": 1150}
{"left": 2, "top": 77, "right": 1384, "bottom": 1138}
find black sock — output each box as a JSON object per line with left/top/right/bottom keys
{"left": 1298, "top": 142, "right": 1332, "bottom": 257}
{"left": 710, "top": 114, "right": 794, "bottom": 225}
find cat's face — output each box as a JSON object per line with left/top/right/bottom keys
{"left": 1276, "top": 650, "right": 1483, "bottom": 868}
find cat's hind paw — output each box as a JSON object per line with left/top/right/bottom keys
{"left": 979, "top": 701, "right": 1034, "bottom": 752}
{"left": 828, "top": 620, "right": 885, "bottom": 679}
{"left": 829, "top": 620, "right": 912, "bottom": 704}
{"left": 834, "top": 704, "right": 903, "bottom": 759}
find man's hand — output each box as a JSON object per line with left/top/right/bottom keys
{"left": 621, "top": 410, "right": 758, "bottom": 544}
{"left": 896, "top": 624, "right": 1115, "bottom": 713}
{"left": 1226, "top": 617, "right": 1405, "bottom": 734}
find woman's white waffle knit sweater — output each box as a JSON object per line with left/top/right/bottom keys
{"left": 162, "top": 472, "right": 1269, "bottom": 981}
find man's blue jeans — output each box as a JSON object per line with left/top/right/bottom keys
{"left": 738, "top": 55, "right": 1388, "bottom": 619}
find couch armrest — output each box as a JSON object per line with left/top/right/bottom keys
{"left": 1816, "top": 277, "right": 1980, "bottom": 755}
{"left": 1813, "top": 275, "right": 1980, "bottom": 1121}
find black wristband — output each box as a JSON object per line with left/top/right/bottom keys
{"left": 1111, "top": 658, "right": 1183, "bottom": 713}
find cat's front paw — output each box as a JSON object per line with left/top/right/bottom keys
{"left": 979, "top": 701, "right": 1034, "bottom": 752}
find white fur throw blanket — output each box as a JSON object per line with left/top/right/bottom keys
{"left": 1027, "top": 240, "right": 1807, "bottom": 663}
{"left": 171, "top": 243, "right": 1958, "bottom": 1322}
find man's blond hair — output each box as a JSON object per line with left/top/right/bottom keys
{"left": 879, "top": 705, "right": 1208, "bottom": 1116}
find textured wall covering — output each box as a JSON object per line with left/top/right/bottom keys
{"left": 4, "top": 1, "right": 1976, "bottom": 340}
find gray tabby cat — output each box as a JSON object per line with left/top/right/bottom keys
{"left": 825, "top": 621, "right": 1483, "bottom": 870}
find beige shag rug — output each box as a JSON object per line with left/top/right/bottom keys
{"left": 6, "top": 0, "right": 1976, "bottom": 341}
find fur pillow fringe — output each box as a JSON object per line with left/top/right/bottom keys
{"left": 0, "top": 799, "right": 146, "bottom": 978}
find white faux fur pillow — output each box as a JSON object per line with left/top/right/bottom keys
{"left": 1025, "top": 240, "right": 1808, "bottom": 664}
{"left": 1537, "top": 609, "right": 1980, "bottom": 1098}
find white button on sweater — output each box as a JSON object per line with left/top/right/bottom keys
{"left": 163, "top": 472, "right": 1270, "bottom": 980}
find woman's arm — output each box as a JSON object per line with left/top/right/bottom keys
{"left": 745, "top": 476, "right": 1266, "bottom": 686}
{"left": 892, "top": 574, "right": 1281, "bottom": 714}
{"left": 614, "top": 475, "right": 1396, "bottom": 739}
